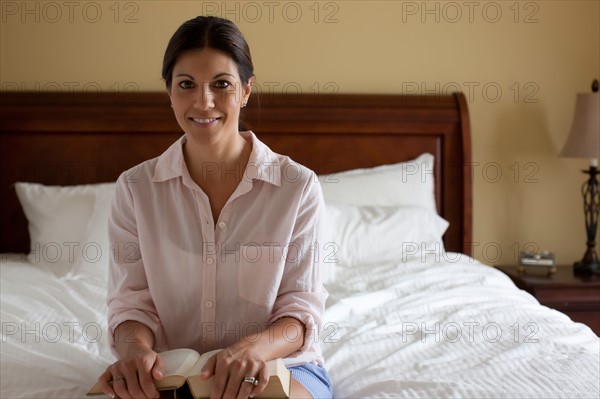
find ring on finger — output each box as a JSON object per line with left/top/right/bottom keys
{"left": 243, "top": 376, "right": 259, "bottom": 386}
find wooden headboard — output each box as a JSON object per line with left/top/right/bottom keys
{"left": 0, "top": 92, "right": 472, "bottom": 255}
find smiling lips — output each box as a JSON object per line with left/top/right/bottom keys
{"left": 190, "top": 117, "right": 220, "bottom": 125}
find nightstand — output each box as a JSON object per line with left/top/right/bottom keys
{"left": 495, "top": 265, "right": 600, "bottom": 336}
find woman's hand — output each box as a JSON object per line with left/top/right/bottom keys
{"left": 97, "top": 343, "right": 165, "bottom": 399}
{"left": 200, "top": 342, "right": 270, "bottom": 399}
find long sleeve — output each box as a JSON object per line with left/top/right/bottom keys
{"left": 268, "top": 171, "right": 328, "bottom": 363}
{"left": 106, "top": 171, "right": 168, "bottom": 356}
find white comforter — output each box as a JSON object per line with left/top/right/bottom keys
{"left": 1, "top": 253, "right": 599, "bottom": 398}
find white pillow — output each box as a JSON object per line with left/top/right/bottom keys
{"left": 14, "top": 182, "right": 115, "bottom": 276}
{"left": 71, "top": 183, "right": 115, "bottom": 280}
{"left": 323, "top": 201, "right": 449, "bottom": 269}
{"left": 318, "top": 153, "right": 436, "bottom": 212}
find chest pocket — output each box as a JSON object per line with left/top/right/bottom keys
{"left": 237, "top": 245, "right": 285, "bottom": 308}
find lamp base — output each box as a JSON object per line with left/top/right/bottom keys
{"left": 573, "top": 260, "right": 600, "bottom": 275}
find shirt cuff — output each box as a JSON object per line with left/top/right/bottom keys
{"left": 108, "top": 310, "right": 168, "bottom": 357}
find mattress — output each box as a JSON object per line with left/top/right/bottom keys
{"left": 2, "top": 253, "right": 598, "bottom": 398}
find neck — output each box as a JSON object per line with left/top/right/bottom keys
{"left": 183, "top": 131, "right": 251, "bottom": 185}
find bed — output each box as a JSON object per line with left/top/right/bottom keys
{"left": 1, "top": 91, "right": 598, "bottom": 399}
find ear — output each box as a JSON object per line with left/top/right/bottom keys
{"left": 243, "top": 76, "right": 254, "bottom": 101}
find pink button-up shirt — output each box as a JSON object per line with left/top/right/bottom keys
{"left": 107, "top": 132, "right": 327, "bottom": 366}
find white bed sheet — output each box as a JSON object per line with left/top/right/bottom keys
{"left": 1, "top": 254, "right": 113, "bottom": 398}
{"left": 322, "top": 255, "right": 600, "bottom": 398}
{"left": 1, "top": 253, "right": 599, "bottom": 398}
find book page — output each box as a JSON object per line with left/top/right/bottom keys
{"left": 185, "top": 349, "right": 222, "bottom": 377}
{"left": 160, "top": 349, "right": 202, "bottom": 376}
{"left": 184, "top": 349, "right": 222, "bottom": 399}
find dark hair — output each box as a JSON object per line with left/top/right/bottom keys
{"left": 162, "top": 16, "right": 254, "bottom": 90}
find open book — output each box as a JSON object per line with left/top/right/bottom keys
{"left": 87, "top": 349, "right": 291, "bottom": 398}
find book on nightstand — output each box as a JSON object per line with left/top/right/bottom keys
{"left": 518, "top": 251, "right": 557, "bottom": 275}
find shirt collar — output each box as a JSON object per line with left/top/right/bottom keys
{"left": 152, "top": 131, "right": 281, "bottom": 187}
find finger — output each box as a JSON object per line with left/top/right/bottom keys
{"left": 152, "top": 354, "right": 165, "bottom": 381}
{"left": 234, "top": 363, "right": 261, "bottom": 399}
{"left": 139, "top": 363, "right": 160, "bottom": 399}
{"left": 210, "top": 357, "right": 231, "bottom": 399}
{"left": 200, "top": 354, "right": 216, "bottom": 379}
{"left": 236, "top": 376, "right": 258, "bottom": 399}
{"left": 222, "top": 358, "right": 251, "bottom": 399}
{"left": 121, "top": 368, "right": 145, "bottom": 399}
{"left": 112, "top": 374, "right": 131, "bottom": 399}
{"left": 135, "top": 354, "right": 161, "bottom": 399}
{"left": 97, "top": 369, "right": 117, "bottom": 399}
{"left": 109, "top": 365, "right": 132, "bottom": 399}
{"left": 250, "top": 364, "right": 270, "bottom": 399}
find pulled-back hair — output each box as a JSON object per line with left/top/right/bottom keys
{"left": 162, "top": 16, "right": 254, "bottom": 90}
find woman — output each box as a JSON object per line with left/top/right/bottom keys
{"left": 96, "top": 16, "right": 332, "bottom": 399}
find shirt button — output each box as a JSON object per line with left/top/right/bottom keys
{"left": 206, "top": 258, "right": 214, "bottom": 265}
{"left": 218, "top": 221, "right": 226, "bottom": 229}
{"left": 205, "top": 301, "right": 213, "bottom": 308}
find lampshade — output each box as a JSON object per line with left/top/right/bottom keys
{"left": 560, "top": 92, "right": 600, "bottom": 160}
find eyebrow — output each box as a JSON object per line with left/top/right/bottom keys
{"left": 174, "top": 72, "right": 236, "bottom": 80}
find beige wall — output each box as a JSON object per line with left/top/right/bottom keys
{"left": 2, "top": 0, "right": 599, "bottom": 265}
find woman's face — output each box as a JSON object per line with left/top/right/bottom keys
{"left": 168, "top": 48, "right": 252, "bottom": 145}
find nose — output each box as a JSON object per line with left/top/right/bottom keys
{"left": 194, "top": 83, "right": 214, "bottom": 110}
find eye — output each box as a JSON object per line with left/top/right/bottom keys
{"left": 178, "top": 80, "right": 195, "bottom": 89}
{"left": 213, "top": 80, "right": 231, "bottom": 89}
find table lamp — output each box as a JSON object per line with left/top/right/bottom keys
{"left": 560, "top": 79, "right": 600, "bottom": 274}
